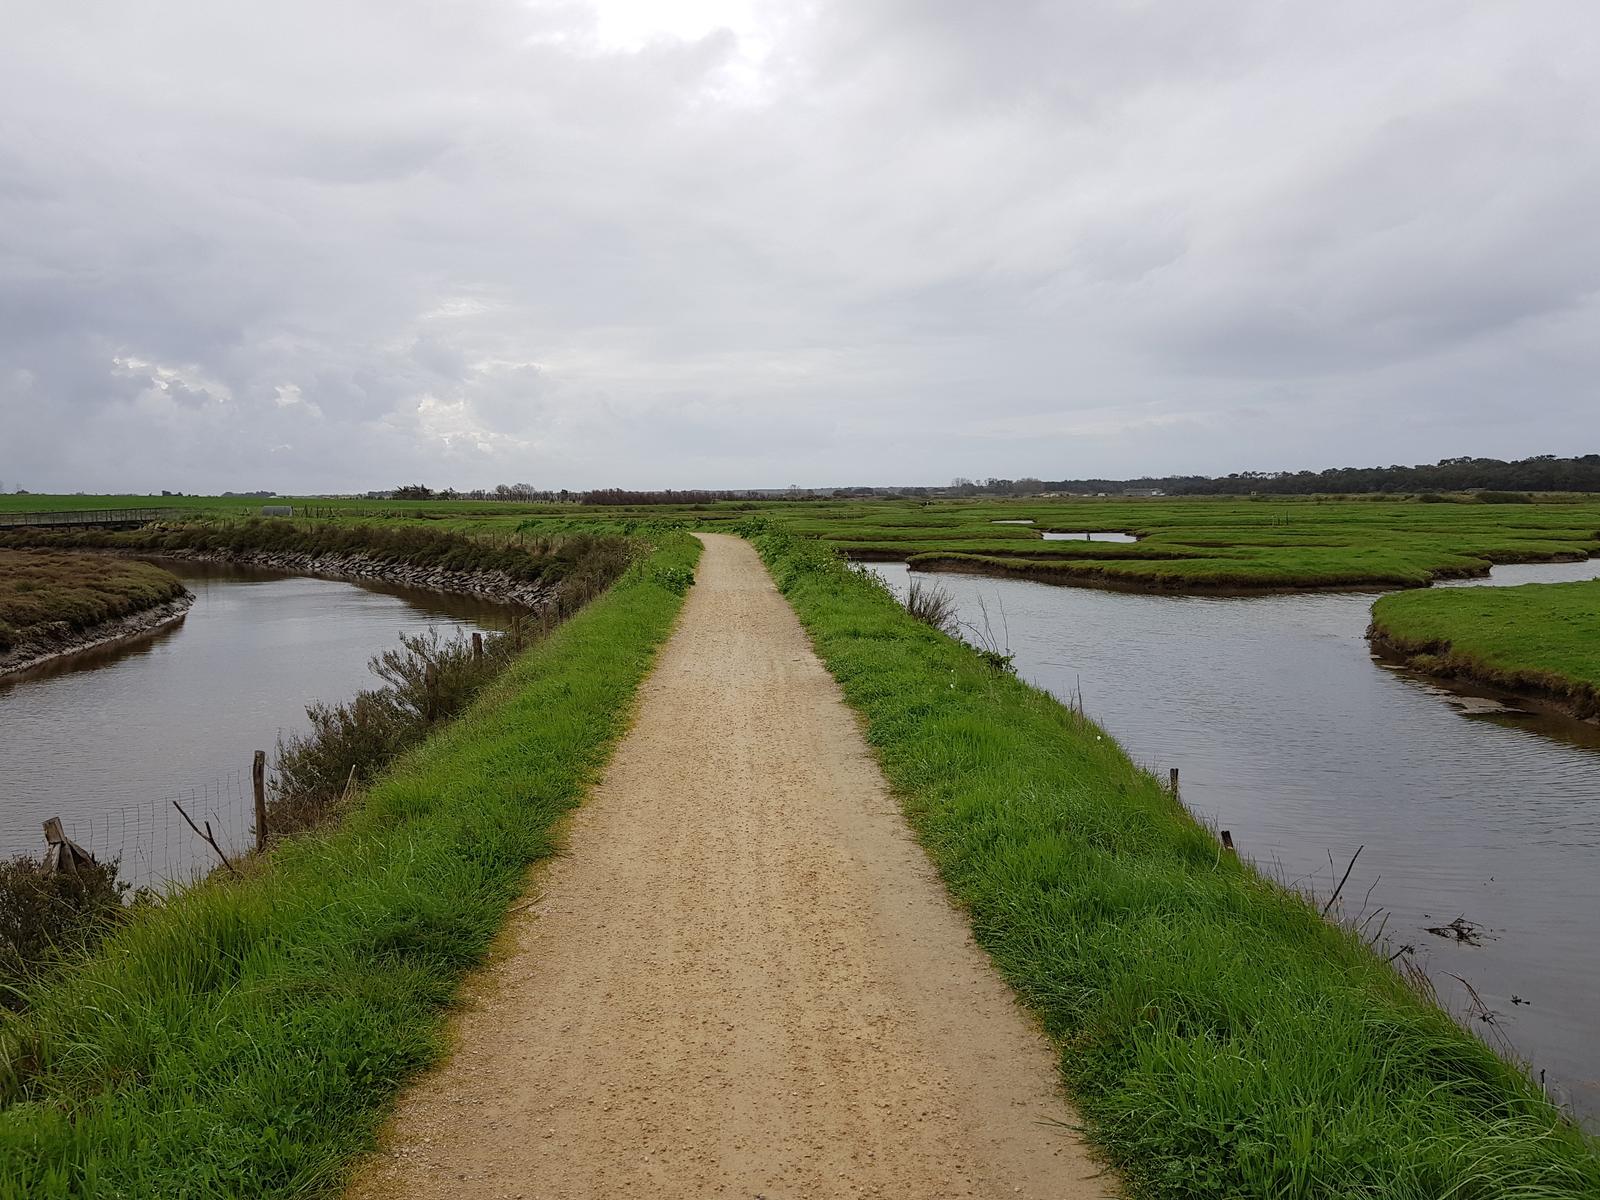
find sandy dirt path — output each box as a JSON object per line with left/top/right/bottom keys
{"left": 347, "top": 534, "right": 1111, "bottom": 1200}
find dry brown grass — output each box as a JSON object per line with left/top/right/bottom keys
{"left": 0, "top": 550, "right": 188, "bottom": 651}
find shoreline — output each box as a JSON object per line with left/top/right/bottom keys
{"left": 0, "top": 594, "right": 195, "bottom": 681}
{"left": 1367, "top": 625, "right": 1600, "bottom": 725}
{"left": 102, "top": 546, "right": 558, "bottom": 610}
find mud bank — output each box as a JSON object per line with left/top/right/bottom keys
{"left": 1367, "top": 625, "right": 1600, "bottom": 724}
{"left": 0, "top": 595, "right": 195, "bottom": 680}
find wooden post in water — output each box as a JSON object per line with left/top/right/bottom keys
{"left": 252, "top": 750, "right": 268, "bottom": 853}
{"left": 472, "top": 631, "right": 483, "bottom": 663}
{"left": 1169, "top": 767, "right": 1180, "bottom": 800}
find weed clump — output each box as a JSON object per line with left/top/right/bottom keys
{"left": 0, "top": 856, "right": 128, "bottom": 1010}
{"left": 903, "top": 577, "right": 958, "bottom": 635}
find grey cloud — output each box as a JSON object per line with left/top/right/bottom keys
{"left": 2, "top": 0, "right": 1597, "bottom": 493}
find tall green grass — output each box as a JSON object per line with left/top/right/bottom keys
{"left": 0, "top": 533, "right": 701, "bottom": 1198}
{"left": 752, "top": 525, "right": 1599, "bottom": 1199}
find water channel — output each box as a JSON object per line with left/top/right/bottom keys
{"left": 0, "top": 560, "right": 511, "bottom": 886}
{"left": 872, "top": 555, "right": 1600, "bottom": 1127}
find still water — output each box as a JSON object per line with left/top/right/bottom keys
{"left": 873, "top": 557, "right": 1600, "bottom": 1126}
{"left": 0, "top": 561, "right": 510, "bottom": 886}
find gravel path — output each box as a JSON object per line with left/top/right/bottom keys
{"left": 347, "top": 533, "right": 1110, "bottom": 1199}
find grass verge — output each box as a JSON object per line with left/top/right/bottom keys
{"left": 752, "top": 525, "right": 1600, "bottom": 1199}
{"left": 1370, "top": 580, "right": 1600, "bottom": 720}
{"left": 0, "top": 532, "right": 700, "bottom": 1198}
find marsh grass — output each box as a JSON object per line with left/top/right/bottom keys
{"left": 754, "top": 526, "right": 1600, "bottom": 1199}
{"left": 0, "top": 518, "right": 634, "bottom": 592}
{"left": 0, "top": 551, "right": 187, "bottom": 652}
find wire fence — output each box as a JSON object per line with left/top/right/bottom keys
{"left": 54, "top": 768, "right": 256, "bottom": 892}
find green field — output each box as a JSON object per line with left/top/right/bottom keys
{"left": 1370, "top": 580, "right": 1600, "bottom": 719}
{"left": 5, "top": 491, "right": 1597, "bottom": 592}
{"left": 0, "top": 533, "right": 701, "bottom": 1198}
{"left": 753, "top": 522, "right": 1599, "bottom": 1198}
{"left": 0, "top": 550, "right": 187, "bottom": 654}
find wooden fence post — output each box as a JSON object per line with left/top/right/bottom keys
{"left": 252, "top": 750, "right": 268, "bottom": 852}
{"left": 472, "top": 631, "right": 483, "bottom": 663}
{"left": 1169, "top": 767, "right": 1180, "bottom": 799}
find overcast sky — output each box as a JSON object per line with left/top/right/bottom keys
{"left": 3, "top": 1, "right": 1597, "bottom": 493}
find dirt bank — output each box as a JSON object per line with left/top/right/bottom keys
{"left": 0, "top": 594, "right": 193, "bottom": 680}
{"left": 1368, "top": 626, "right": 1600, "bottom": 724}
{"left": 346, "top": 533, "right": 1110, "bottom": 1199}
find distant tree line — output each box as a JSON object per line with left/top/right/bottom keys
{"left": 380, "top": 454, "right": 1600, "bottom": 506}
{"left": 1033, "top": 454, "right": 1600, "bottom": 496}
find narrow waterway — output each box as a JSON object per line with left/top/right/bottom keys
{"left": 0, "top": 560, "right": 512, "bottom": 886}
{"left": 873, "top": 556, "right": 1600, "bottom": 1127}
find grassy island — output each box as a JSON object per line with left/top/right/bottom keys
{"left": 1370, "top": 580, "right": 1600, "bottom": 719}
{"left": 0, "top": 550, "right": 188, "bottom": 658}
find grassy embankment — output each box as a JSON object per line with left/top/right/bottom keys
{"left": 0, "top": 550, "right": 188, "bottom": 657}
{"left": 0, "top": 532, "right": 701, "bottom": 1198}
{"left": 753, "top": 524, "right": 1599, "bottom": 1199}
{"left": 1370, "top": 581, "right": 1600, "bottom": 720}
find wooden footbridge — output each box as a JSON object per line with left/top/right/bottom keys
{"left": 0, "top": 507, "right": 185, "bottom": 530}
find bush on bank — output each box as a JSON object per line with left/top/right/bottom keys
{"left": 751, "top": 523, "right": 1599, "bottom": 1200}
{"left": 0, "top": 532, "right": 700, "bottom": 1198}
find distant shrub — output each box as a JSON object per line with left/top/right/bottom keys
{"left": 1476, "top": 491, "right": 1532, "bottom": 504}
{"left": 1416, "top": 492, "right": 1448, "bottom": 503}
